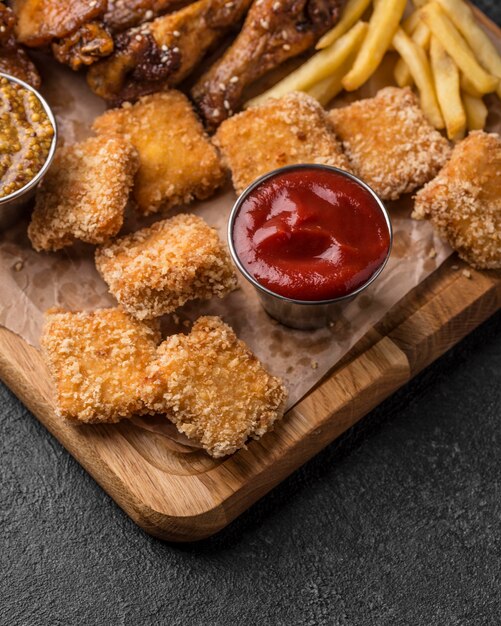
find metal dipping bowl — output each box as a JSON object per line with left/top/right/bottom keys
{"left": 228, "top": 164, "right": 393, "bottom": 330}
{"left": 0, "top": 72, "right": 57, "bottom": 231}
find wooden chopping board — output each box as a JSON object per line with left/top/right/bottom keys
{"left": 0, "top": 6, "right": 500, "bottom": 542}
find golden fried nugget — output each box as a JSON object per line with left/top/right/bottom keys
{"left": 92, "top": 91, "right": 225, "bottom": 215}
{"left": 329, "top": 87, "right": 451, "bottom": 201}
{"left": 28, "top": 135, "right": 138, "bottom": 252}
{"left": 213, "top": 91, "right": 350, "bottom": 195}
{"left": 95, "top": 214, "right": 237, "bottom": 320}
{"left": 146, "top": 316, "right": 288, "bottom": 457}
{"left": 41, "top": 307, "right": 160, "bottom": 424}
{"left": 413, "top": 131, "right": 501, "bottom": 269}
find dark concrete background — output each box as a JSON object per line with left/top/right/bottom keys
{"left": 2, "top": 3, "right": 501, "bottom": 624}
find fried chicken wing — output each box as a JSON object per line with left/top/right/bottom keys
{"left": 52, "top": 0, "right": 194, "bottom": 70}
{"left": 413, "top": 131, "right": 501, "bottom": 269}
{"left": 0, "top": 4, "right": 40, "bottom": 88}
{"left": 192, "top": 0, "right": 345, "bottom": 130}
{"left": 11, "top": 0, "right": 107, "bottom": 46}
{"left": 102, "top": 0, "right": 191, "bottom": 33}
{"left": 12, "top": 0, "right": 191, "bottom": 70}
{"left": 87, "top": 0, "right": 252, "bottom": 104}
{"left": 146, "top": 316, "right": 287, "bottom": 457}
{"left": 51, "top": 21, "right": 115, "bottom": 69}
{"left": 11, "top": 0, "right": 112, "bottom": 70}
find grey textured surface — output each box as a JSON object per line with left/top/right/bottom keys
{"left": 2, "top": 3, "right": 501, "bottom": 625}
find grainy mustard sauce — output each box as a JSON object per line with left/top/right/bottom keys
{"left": 0, "top": 76, "right": 54, "bottom": 199}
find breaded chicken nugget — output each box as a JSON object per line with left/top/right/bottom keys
{"left": 146, "top": 316, "right": 288, "bottom": 457}
{"left": 213, "top": 91, "right": 350, "bottom": 195}
{"left": 41, "top": 307, "right": 160, "bottom": 423}
{"left": 28, "top": 135, "right": 138, "bottom": 252}
{"left": 413, "top": 131, "right": 501, "bottom": 269}
{"left": 329, "top": 87, "right": 451, "bottom": 201}
{"left": 95, "top": 214, "right": 237, "bottom": 320}
{"left": 92, "top": 91, "right": 225, "bottom": 215}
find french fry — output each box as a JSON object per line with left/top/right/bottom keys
{"left": 430, "top": 37, "right": 466, "bottom": 141}
{"left": 316, "top": 0, "right": 372, "bottom": 50}
{"left": 402, "top": 9, "right": 422, "bottom": 35}
{"left": 307, "top": 51, "right": 358, "bottom": 106}
{"left": 436, "top": 0, "right": 501, "bottom": 99}
{"left": 412, "top": 0, "right": 428, "bottom": 7}
{"left": 462, "top": 92, "right": 488, "bottom": 130}
{"left": 421, "top": 3, "right": 498, "bottom": 95}
{"left": 342, "top": 0, "right": 407, "bottom": 92}
{"left": 411, "top": 21, "right": 431, "bottom": 50}
{"left": 245, "top": 22, "right": 367, "bottom": 108}
{"left": 460, "top": 74, "right": 483, "bottom": 98}
{"left": 392, "top": 28, "right": 444, "bottom": 129}
{"left": 394, "top": 21, "right": 431, "bottom": 88}
{"left": 394, "top": 59, "right": 413, "bottom": 89}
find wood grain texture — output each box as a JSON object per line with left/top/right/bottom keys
{"left": 0, "top": 6, "right": 500, "bottom": 543}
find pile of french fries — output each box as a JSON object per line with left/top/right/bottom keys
{"left": 246, "top": 0, "right": 501, "bottom": 141}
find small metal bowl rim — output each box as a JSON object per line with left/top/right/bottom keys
{"left": 0, "top": 71, "right": 58, "bottom": 206}
{"left": 227, "top": 163, "right": 393, "bottom": 307}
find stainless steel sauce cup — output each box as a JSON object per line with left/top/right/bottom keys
{"left": 0, "top": 72, "right": 58, "bottom": 231}
{"left": 227, "top": 164, "right": 393, "bottom": 330}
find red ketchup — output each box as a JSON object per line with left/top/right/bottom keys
{"left": 232, "top": 168, "right": 391, "bottom": 301}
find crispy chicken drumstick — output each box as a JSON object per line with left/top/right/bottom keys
{"left": 87, "top": 0, "right": 252, "bottom": 104}
{"left": 103, "top": 0, "right": 191, "bottom": 32}
{"left": 192, "top": 0, "right": 346, "bottom": 130}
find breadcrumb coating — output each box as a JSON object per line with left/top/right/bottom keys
{"left": 146, "top": 316, "right": 288, "bottom": 457}
{"left": 95, "top": 213, "right": 237, "bottom": 320}
{"left": 329, "top": 87, "right": 451, "bottom": 201}
{"left": 92, "top": 91, "right": 225, "bottom": 215}
{"left": 41, "top": 307, "right": 161, "bottom": 424}
{"left": 413, "top": 131, "right": 501, "bottom": 269}
{"left": 28, "top": 135, "right": 138, "bottom": 252}
{"left": 213, "top": 91, "right": 350, "bottom": 195}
